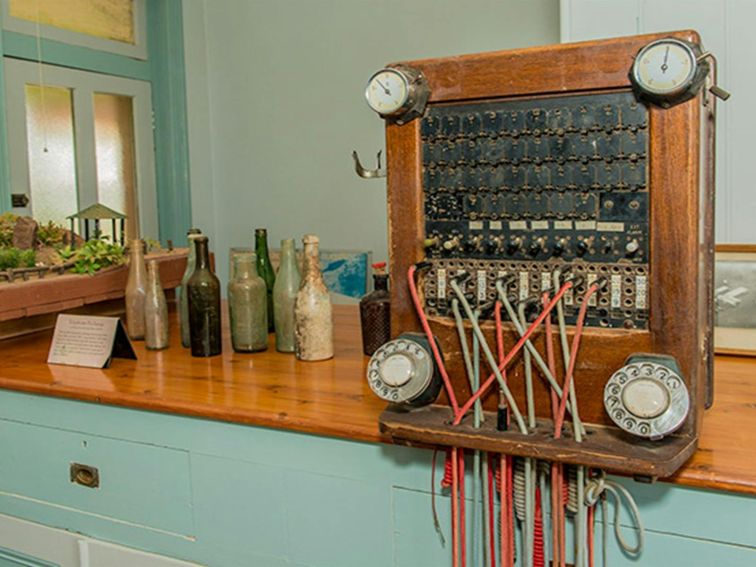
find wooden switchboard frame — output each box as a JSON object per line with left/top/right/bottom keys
{"left": 380, "top": 31, "right": 714, "bottom": 478}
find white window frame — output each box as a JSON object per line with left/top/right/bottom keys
{"left": 4, "top": 57, "right": 158, "bottom": 239}
{"left": 0, "top": 0, "right": 147, "bottom": 60}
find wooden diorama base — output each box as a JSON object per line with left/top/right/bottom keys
{"left": 0, "top": 249, "right": 188, "bottom": 340}
{"left": 380, "top": 405, "right": 697, "bottom": 478}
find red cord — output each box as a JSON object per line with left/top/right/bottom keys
{"left": 554, "top": 285, "right": 598, "bottom": 438}
{"left": 442, "top": 449, "right": 454, "bottom": 489}
{"left": 550, "top": 463, "right": 561, "bottom": 567}
{"left": 542, "top": 293, "right": 561, "bottom": 422}
{"left": 453, "top": 282, "right": 573, "bottom": 425}
{"left": 487, "top": 455, "right": 497, "bottom": 567}
{"left": 459, "top": 449, "right": 466, "bottom": 567}
{"left": 533, "top": 487, "right": 545, "bottom": 567}
{"left": 408, "top": 265, "right": 460, "bottom": 414}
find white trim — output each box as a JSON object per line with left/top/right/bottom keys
{"left": 0, "top": 512, "right": 200, "bottom": 567}
{"left": 0, "top": 0, "right": 147, "bottom": 60}
{"left": 3, "top": 58, "right": 158, "bottom": 239}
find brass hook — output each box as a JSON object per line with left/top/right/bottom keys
{"left": 352, "top": 150, "right": 386, "bottom": 179}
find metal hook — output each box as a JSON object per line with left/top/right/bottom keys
{"left": 352, "top": 150, "right": 386, "bottom": 179}
{"left": 697, "top": 52, "right": 731, "bottom": 103}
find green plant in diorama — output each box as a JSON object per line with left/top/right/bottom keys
{"left": 145, "top": 238, "right": 164, "bottom": 253}
{"left": 0, "top": 247, "right": 36, "bottom": 270}
{"left": 37, "top": 220, "right": 67, "bottom": 248}
{"left": 60, "top": 237, "right": 125, "bottom": 275}
{"left": 0, "top": 212, "right": 18, "bottom": 247}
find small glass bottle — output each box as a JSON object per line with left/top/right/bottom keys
{"left": 125, "top": 239, "right": 147, "bottom": 340}
{"left": 359, "top": 262, "right": 391, "bottom": 355}
{"left": 228, "top": 253, "right": 268, "bottom": 353}
{"left": 255, "top": 228, "right": 276, "bottom": 332}
{"left": 179, "top": 228, "right": 202, "bottom": 348}
{"left": 187, "top": 236, "right": 222, "bottom": 357}
{"left": 294, "top": 234, "right": 333, "bottom": 361}
{"left": 144, "top": 259, "right": 169, "bottom": 350}
{"left": 273, "top": 238, "right": 301, "bottom": 352}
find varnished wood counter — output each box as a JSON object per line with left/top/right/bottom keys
{"left": 0, "top": 305, "right": 754, "bottom": 496}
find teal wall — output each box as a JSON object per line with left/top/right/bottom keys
{"left": 182, "top": 0, "right": 561, "bottom": 287}
{"left": 0, "top": 390, "right": 754, "bottom": 567}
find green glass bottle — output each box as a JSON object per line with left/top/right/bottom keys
{"left": 228, "top": 253, "right": 268, "bottom": 353}
{"left": 187, "top": 236, "right": 222, "bottom": 357}
{"left": 273, "top": 238, "right": 301, "bottom": 352}
{"left": 254, "top": 228, "right": 276, "bottom": 332}
{"left": 179, "top": 228, "right": 202, "bottom": 348}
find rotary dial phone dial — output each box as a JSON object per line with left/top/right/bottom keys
{"left": 604, "top": 357, "right": 690, "bottom": 440}
{"left": 366, "top": 334, "right": 442, "bottom": 406}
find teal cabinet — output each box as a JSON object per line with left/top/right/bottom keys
{"left": 0, "top": 390, "right": 753, "bottom": 567}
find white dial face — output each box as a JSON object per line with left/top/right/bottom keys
{"left": 365, "top": 69, "right": 409, "bottom": 115}
{"left": 635, "top": 40, "right": 696, "bottom": 96}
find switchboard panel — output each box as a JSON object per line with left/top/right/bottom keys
{"left": 421, "top": 92, "right": 649, "bottom": 329}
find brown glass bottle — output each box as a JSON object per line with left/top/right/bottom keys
{"left": 187, "top": 236, "right": 222, "bottom": 357}
{"left": 359, "top": 262, "right": 391, "bottom": 355}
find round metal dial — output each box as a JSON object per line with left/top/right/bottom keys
{"left": 631, "top": 39, "right": 698, "bottom": 99}
{"left": 365, "top": 68, "right": 410, "bottom": 116}
{"left": 603, "top": 360, "right": 689, "bottom": 440}
{"left": 367, "top": 337, "right": 434, "bottom": 404}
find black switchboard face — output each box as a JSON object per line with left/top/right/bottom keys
{"left": 420, "top": 91, "right": 650, "bottom": 329}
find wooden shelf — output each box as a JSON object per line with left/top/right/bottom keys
{"left": 0, "top": 305, "right": 753, "bottom": 494}
{"left": 380, "top": 405, "right": 697, "bottom": 478}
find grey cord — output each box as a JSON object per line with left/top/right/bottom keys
{"left": 449, "top": 280, "right": 527, "bottom": 434}
{"left": 494, "top": 281, "right": 580, "bottom": 423}
{"left": 585, "top": 473, "right": 645, "bottom": 557}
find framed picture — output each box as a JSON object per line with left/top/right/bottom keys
{"left": 714, "top": 244, "right": 756, "bottom": 356}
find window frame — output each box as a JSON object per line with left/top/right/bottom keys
{"left": 0, "top": 0, "right": 190, "bottom": 245}
{"left": 0, "top": 0, "right": 147, "bottom": 60}
{"left": 4, "top": 58, "right": 158, "bottom": 239}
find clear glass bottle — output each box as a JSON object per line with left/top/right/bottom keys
{"left": 273, "top": 238, "right": 301, "bottom": 352}
{"left": 228, "top": 252, "right": 268, "bottom": 353}
{"left": 255, "top": 228, "right": 276, "bottom": 332}
{"left": 187, "top": 236, "right": 222, "bottom": 357}
{"left": 144, "top": 259, "right": 169, "bottom": 350}
{"left": 359, "top": 262, "right": 391, "bottom": 355}
{"left": 179, "top": 228, "right": 202, "bottom": 348}
{"left": 125, "top": 239, "right": 147, "bottom": 340}
{"left": 294, "top": 234, "right": 333, "bottom": 361}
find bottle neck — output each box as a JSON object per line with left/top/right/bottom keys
{"left": 373, "top": 274, "right": 389, "bottom": 291}
{"left": 195, "top": 239, "right": 211, "bottom": 270}
{"left": 234, "top": 255, "right": 258, "bottom": 279}
{"left": 147, "top": 262, "right": 161, "bottom": 288}
{"left": 130, "top": 240, "right": 144, "bottom": 260}
{"left": 302, "top": 241, "right": 320, "bottom": 279}
{"left": 255, "top": 232, "right": 270, "bottom": 261}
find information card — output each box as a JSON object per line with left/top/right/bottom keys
{"left": 47, "top": 314, "right": 137, "bottom": 369}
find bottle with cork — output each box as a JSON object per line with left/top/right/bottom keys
{"left": 294, "top": 234, "right": 333, "bottom": 361}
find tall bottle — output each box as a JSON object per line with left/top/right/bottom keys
{"left": 144, "top": 259, "right": 169, "bottom": 350}
{"left": 187, "top": 236, "right": 222, "bottom": 357}
{"left": 125, "top": 239, "right": 147, "bottom": 340}
{"left": 179, "top": 228, "right": 202, "bottom": 348}
{"left": 359, "top": 262, "right": 391, "bottom": 356}
{"left": 228, "top": 253, "right": 268, "bottom": 353}
{"left": 255, "top": 228, "right": 276, "bottom": 332}
{"left": 273, "top": 238, "right": 301, "bottom": 352}
{"left": 294, "top": 234, "right": 333, "bottom": 361}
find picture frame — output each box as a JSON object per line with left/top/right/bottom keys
{"left": 714, "top": 244, "right": 756, "bottom": 356}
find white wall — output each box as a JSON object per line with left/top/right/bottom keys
{"left": 183, "top": 0, "right": 560, "bottom": 286}
{"left": 561, "top": 0, "right": 756, "bottom": 244}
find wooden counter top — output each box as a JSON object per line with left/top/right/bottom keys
{"left": 0, "top": 305, "right": 754, "bottom": 496}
